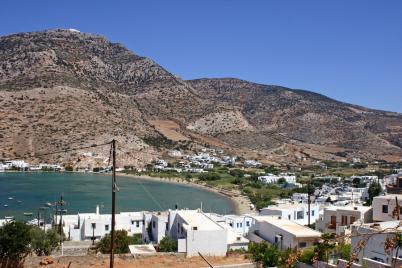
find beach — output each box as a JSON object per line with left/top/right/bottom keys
{"left": 117, "top": 172, "right": 255, "bottom": 215}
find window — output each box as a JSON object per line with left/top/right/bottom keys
{"left": 350, "top": 216, "right": 356, "bottom": 224}
{"left": 246, "top": 221, "right": 250, "bottom": 227}
{"left": 131, "top": 220, "right": 135, "bottom": 225}
{"left": 152, "top": 221, "right": 156, "bottom": 228}
{"left": 312, "top": 210, "right": 315, "bottom": 216}
{"left": 299, "top": 242, "right": 307, "bottom": 248}
{"left": 288, "top": 215, "right": 291, "bottom": 220}
{"left": 296, "top": 211, "right": 304, "bottom": 220}
{"left": 330, "top": 215, "right": 336, "bottom": 229}
{"left": 237, "top": 223, "right": 239, "bottom": 228}
{"left": 399, "top": 207, "right": 402, "bottom": 215}
{"left": 341, "top": 215, "right": 348, "bottom": 226}
{"left": 192, "top": 226, "right": 198, "bottom": 230}
{"left": 382, "top": 205, "right": 388, "bottom": 213}
{"left": 136, "top": 221, "right": 140, "bottom": 228}
{"left": 105, "top": 225, "right": 109, "bottom": 231}
{"left": 240, "top": 223, "right": 242, "bottom": 228}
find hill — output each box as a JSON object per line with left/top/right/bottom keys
{"left": 0, "top": 29, "right": 401, "bottom": 167}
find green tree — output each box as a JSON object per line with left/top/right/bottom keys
{"left": 158, "top": 236, "right": 177, "bottom": 252}
{"left": 198, "top": 172, "right": 221, "bottom": 181}
{"left": 337, "top": 243, "right": 351, "bottom": 261}
{"left": 96, "top": 230, "right": 140, "bottom": 254}
{"left": 248, "top": 242, "right": 281, "bottom": 267}
{"left": 0, "top": 221, "right": 32, "bottom": 267}
{"left": 30, "top": 228, "right": 60, "bottom": 256}
{"left": 315, "top": 233, "right": 336, "bottom": 262}
{"left": 366, "top": 181, "right": 382, "bottom": 205}
{"left": 299, "top": 246, "right": 316, "bottom": 265}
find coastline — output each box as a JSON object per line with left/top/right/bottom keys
{"left": 117, "top": 172, "right": 255, "bottom": 215}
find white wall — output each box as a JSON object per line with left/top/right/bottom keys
{"left": 373, "top": 195, "right": 402, "bottom": 222}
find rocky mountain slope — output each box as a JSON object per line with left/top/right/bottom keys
{"left": 0, "top": 29, "right": 401, "bottom": 167}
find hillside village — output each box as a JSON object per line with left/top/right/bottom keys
{"left": 2, "top": 149, "right": 402, "bottom": 267}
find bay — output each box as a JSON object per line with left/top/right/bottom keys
{"left": 0, "top": 172, "right": 234, "bottom": 220}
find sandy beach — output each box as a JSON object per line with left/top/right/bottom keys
{"left": 117, "top": 172, "right": 255, "bottom": 215}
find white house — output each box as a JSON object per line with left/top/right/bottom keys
{"left": 144, "top": 211, "right": 168, "bottom": 244}
{"left": 372, "top": 194, "right": 402, "bottom": 222}
{"left": 259, "top": 203, "right": 320, "bottom": 226}
{"left": 351, "top": 221, "right": 402, "bottom": 264}
{"left": 315, "top": 205, "right": 373, "bottom": 235}
{"left": 247, "top": 216, "right": 321, "bottom": 250}
{"left": 244, "top": 160, "right": 261, "bottom": 167}
{"left": 258, "top": 173, "right": 296, "bottom": 184}
{"left": 169, "top": 210, "right": 228, "bottom": 257}
{"left": 222, "top": 214, "right": 253, "bottom": 236}
{"left": 58, "top": 206, "right": 144, "bottom": 241}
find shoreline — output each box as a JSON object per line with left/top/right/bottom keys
{"left": 116, "top": 172, "right": 255, "bottom": 215}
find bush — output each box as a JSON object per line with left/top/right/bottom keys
{"left": 96, "top": 230, "right": 141, "bottom": 254}
{"left": 30, "top": 228, "right": 60, "bottom": 256}
{"left": 337, "top": 243, "right": 351, "bottom": 261}
{"left": 158, "top": 236, "right": 177, "bottom": 252}
{"left": 198, "top": 172, "right": 221, "bottom": 181}
{"left": 299, "top": 246, "right": 316, "bottom": 265}
{"left": 0, "top": 221, "right": 32, "bottom": 264}
{"left": 248, "top": 242, "right": 281, "bottom": 267}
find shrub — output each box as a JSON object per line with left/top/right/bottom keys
{"left": 30, "top": 228, "right": 60, "bottom": 256}
{"left": 0, "top": 221, "right": 32, "bottom": 263}
{"left": 158, "top": 236, "right": 177, "bottom": 252}
{"left": 198, "top": 172, "right": 221, "bottom": 181}
{"left": 96, "top": 230, "right": 141, "bottom": 254}
{"left": 248, "top": 242, "right": 281, "bottom": 267}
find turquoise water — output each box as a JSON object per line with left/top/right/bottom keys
{"left": 0, "top": 172, "right": 234, "bottom": 220}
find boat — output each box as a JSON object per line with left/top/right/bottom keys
{"left": 44, "top": 202, "right": 53, "bottom": 207}
{"left": 17, "top": 200, "right": 22, "bottom": 203}
{"left": 23, "top": 212, "right": 33, "bottom": 217}
{"left": 4, "top": 216, "right": 13, "bottom": 220}
{"left": 7, "top": 197, "right": 13, "bottom": 200}
{"left": 3, "top": 204, "right": 8, "bottom": 207}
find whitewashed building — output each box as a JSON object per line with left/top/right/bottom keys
{"left": 372, "top": 194, "right": 402, "bottom": 222}
{"left": 58, "top": 206, "right": 144, "bottom": 241}
{"left": 258, "top": 173, "right": 297, "bottom": 184}
{"left": 169, "top": 210, "right": 228, "bottom": 257}
{"left": 351, "top": 221, "right": 402, "bottom": 264}
{"left": 247, "top": 216, "right": 321, "bottom": 249}
{"left": 259, "top": 203, "right": 320, "bottom": 226}
{"left": 315, "top": 205, "right": 373, "bottom": 235}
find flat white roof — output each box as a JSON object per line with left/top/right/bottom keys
{"left": 262, "top": 203, "right": 318, "bottom": 210}
{"left": 324, "top": 205, "right": 372, "bottom": 213}
{"left": 357, "top": 220, "right": 402, "bottom": 231}
{"left": 373, "top": 194, "right": 402, "bottom": 200}
{"left": 253, "top": 216, "right": 322, "bottom": 238}
{"left": 177, "top": 210, "right": 223, "bottom": 231}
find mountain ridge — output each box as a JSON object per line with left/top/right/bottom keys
{"left": 0, "top": 29, "right": 401, "bottom": 166}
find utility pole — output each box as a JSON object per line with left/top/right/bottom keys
{"left": 57, "top": 194, "right": 65, "bottom": 256}
{"left": 109, "top": 139, "right": 117, "bottom": 268}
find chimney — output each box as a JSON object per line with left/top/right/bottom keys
{"left": 96, "top": 205, "right": 100, "bottom": 215}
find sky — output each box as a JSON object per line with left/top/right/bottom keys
{"left": 1, "top": 1, "right": 401, "bottom": 112}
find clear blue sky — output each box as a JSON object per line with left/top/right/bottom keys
{"left": 1, "top": 1, "right": 401, "bottom": 112}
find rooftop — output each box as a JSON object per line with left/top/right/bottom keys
{"left": 177, "top": 210, "right": 223, "bottom": 231}
{"left": 253, "top": 216, "right": 322, "bottom": 238}
{"left": 373, "top": 194, "right": 402, "bottom": 200}
{"left": 324, "top": 205, "right": 372, "bottom": 213}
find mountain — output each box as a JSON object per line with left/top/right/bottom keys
{"left": 0, "top": 29, "right": 401, "bottom": 167}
